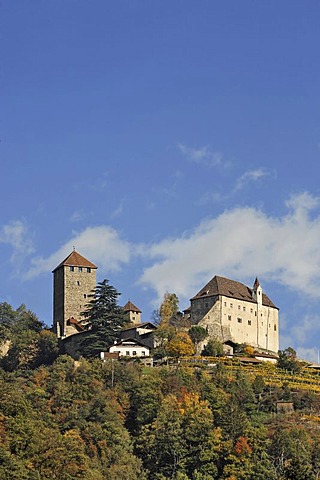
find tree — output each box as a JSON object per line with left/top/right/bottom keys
{"left": 159, "top": 293, "right": 179, "bottom": 326}
{"left": 80, "top": 280, "right": 127, "bottom": 357}
{"left": 201, "top": 337, "right": 224, "bottom": 357}
{"left": 166, "top": 332, "right": 195, "bottom": 358}
{"left": 189, "top": 326, "right": 208, "bottom": 355}
{"left": 269, "top": 425, "right": 314, "bottom": 480}
{"left": 0, "top": 303, "right": 44, "bottom": 342}
{"left": 243, "top": 345, "right": 255, "bottom": 356}
{"left": 277, "top": 347, "right": 302, "bottom": 373}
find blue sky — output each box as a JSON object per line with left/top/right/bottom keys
{"left": 2, "top": 1, "right": 320, "bottom": 361}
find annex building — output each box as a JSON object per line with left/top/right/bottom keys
{"left": 189, "top": 276, "right": 279, "bottom": 353}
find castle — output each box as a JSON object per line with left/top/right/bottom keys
{"left": 188, "top": 275, "right": 279, "bottom": 353}
{"left": 53, "top": 250, "right": 279, "bottom": 354}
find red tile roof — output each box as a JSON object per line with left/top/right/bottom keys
{"left": 52, "top": 250, "right": 97, "bottom": 272}
{"left": 191, "top": 275, "right": 277, "bottom": 309}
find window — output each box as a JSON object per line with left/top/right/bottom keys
{"left": 70, "top": 266, "right": 74, "bottom": 272}
{"left": 228, "top": 315, "right": 231, "bottom": 321}
{"left": 274, "top": 325, "right": 277, "bottom": 331}
{"left": 224, "top": 302, "right": 227, "bottom": 307}
{"left": 132, "top": 351, "right": 137, "bottom": 356}
{"left": 132, "top": 316, "right": 135, "bottom": 321}
{"left": 83, "top": 294, "right": 86, "bottom": 299}
{"left": 243, "top": 306, "right": 246, "bottom": 311}
{"left": 255, "top": 311, "right": 257, "bottom": 316}
{"left": 78, "top": 267, "right": 83, "bottom": 272}
{"left": 237, "top": 317, "right": 242, "bottom": 323}
{"left": 142, "top": 351, "right": 146, "bottom": 356}
{"left": 77, "top": 281, "right": 80, "bottom": 286}
{"left": 205, "top": 302, "right": 208, "bottom": 308}
{"left": 238, "top": 305, "right": 241, "bottom": 310}
{"left": 126, "top": 351, "right": 130, "bottom": 356}
{"left": 87, "top": 268, "right": 91, "bottom": 273}
{"left": 250, "top": 308, "right": 253, "bottom": 313}
{"left": 230, "top": 303, "right": 233, "bottom": 308}
{"left": 248, "top": 320, "right": 251, "bottom": 325}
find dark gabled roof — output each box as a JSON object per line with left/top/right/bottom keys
{"left": 123, "top": 301, "right": 142, "bottom": 313}
{"left": 121, "top": 322, "right": 157, "bottom": 332}
{"left": 52, "top": 250, "right": 97, "bottom": 272}
{"left": 253, "top": 277, "right": 260, "bottom": 289}
{"left": 112, "top": 338, "right": 150, "bottom": 348}
{"left": 191, "top": 275, "right": 277, "bottom": 309}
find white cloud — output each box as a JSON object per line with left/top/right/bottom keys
{"left": 178, "top": 143, "right": 229, "bottom": 168}
{"left": 139, "top": 192, "right": 320, "bottom": 306}
{"left": 234, "top": 168, "right": 270, "bottom": 191}
{"left": 70, "top": 211, "right": 86, "bottom": 222}
{"left": 291, "top": 313, "right": 320, "bottom": 346}
{"left": 0, "top": 220, "right": 34, "bottom": 263}
{"left": 74, "top": 172, "right": 109, "bottom": 192}
{"left": 111, "top": 199, "right": 125, "bottom": 218}
{"left": 296, "top": 346, "right": 319, "bottom": 363}
{"left": 25, "top": 225, "right": 132, "bottom": 279}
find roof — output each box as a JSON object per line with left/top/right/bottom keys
{"left": 67, "top": 316, "right": 85, "bottom": 330}
{"left": 111, "top": 338, "right": 150, "bottom": 348}
{"left": 123, "top": 301, "right": 142, "bottom": 313}
{"left": 191, "top": 275, "right": 277, "bottom": 309}
{"left": 121, "top": 322, "right": 157, "bottom": 332}
{"left": 253, "top": 277, "right": 260, "bottom": 289}
{"left": 52, "top": 250, "right": 97, "bottom": 272}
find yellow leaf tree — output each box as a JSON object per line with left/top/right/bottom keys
{"left": 166, "top": 332, "right": 195, "bottom": 357}
{"left": 159, "top": 293, "right": 179, "bottom": 326}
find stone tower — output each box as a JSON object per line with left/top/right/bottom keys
{"left": 123, "top": 300, "right": 142, "bottom": 325}
{"left": 53, "top": 249, "right": 97, "bottom": 338}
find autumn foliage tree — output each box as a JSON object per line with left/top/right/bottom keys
{"left": 159, "top": 292, "right": 179, "bottom": 326}
{"left": 166, "top": 332, "right": 195, "bottom": 357}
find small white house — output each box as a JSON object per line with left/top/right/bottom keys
{"left": 109, "top": 338, "right": 150, "bottom": 358}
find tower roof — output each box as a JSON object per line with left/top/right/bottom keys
{"left": 253, "top": 277, "right": 261, "bottom": 289}
{"left": 191, "top": 275, "right": 277, "bottom": 309}
{"left": 52, "top": 250, "right": 97, "bottom": 272}
{"left": 123, "top": 300, "right": 142, "bottom": 313}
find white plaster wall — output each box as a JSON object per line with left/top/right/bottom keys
{"left": 193, "top": 294, "right": 279, "bottom": 353}
{"left": 109, "top": 344, "right": 149, "bottom": 357}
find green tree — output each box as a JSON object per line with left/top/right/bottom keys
{"left": 80, "top": 279, "right": 127, "bottom": 357}
{"left": 269, "top": 425, "right": 314, "bottom": 480}
{"left": 201, "top": 337, "right": 224, "bottom": 357}
{"left": 277, "top": 347, "right": 302, "bottom": 373}
{"left": 189, "top": 326, "right": 208, "bottom": 355}
{"left": 153, "top": 324, "right": 176, "bottom": 359}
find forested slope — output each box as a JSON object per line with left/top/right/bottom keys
{"left": 1, "top": 356, "right": 320, "bottom": 480}
{"left": 1, "top": 301, "right": 320, "bottom": 479}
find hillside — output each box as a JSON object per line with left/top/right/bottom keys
{"left": 1, "top": 301, "right": 320, "bottom": 479}
{"left": 1, "top": 354, "right": 320, "bottom": 479}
